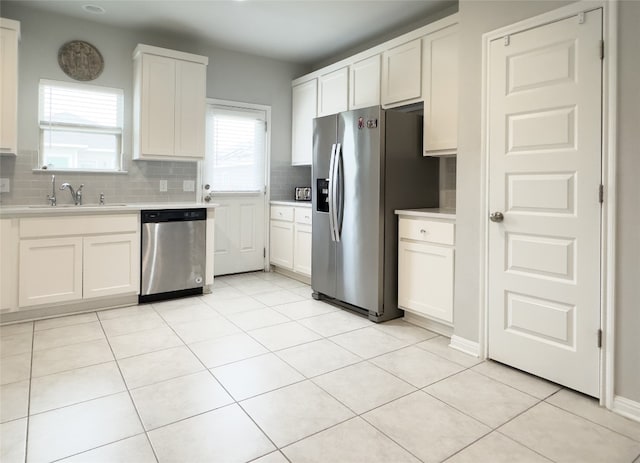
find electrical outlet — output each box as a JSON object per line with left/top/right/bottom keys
{"left": 183, "top": 180, "right": 195, "bottom": 192}
{"left": 0, "top": 178, "right": 9, "bottom": 193}
{"left": 159, "top": 179, "right": 168, "bottom": 192}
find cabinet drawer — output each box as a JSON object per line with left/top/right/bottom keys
{"left": 20, "top": 214, "right": 139, "bottom": 238}
{"left": 399, "top": 217, "right": 454, "bottom": 246}
{"left": 271, "top": 206, "right": 294, "bottom": 222}
{"left": 294, "top": 207, "right": 312, "bottom": 225}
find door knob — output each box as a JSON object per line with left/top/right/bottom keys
{"left": 489, "top": 212, "right": 504, "bottom": 223}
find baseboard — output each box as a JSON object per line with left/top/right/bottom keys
{"left": 403, "top": 312, "right": 453, "bottom": 337}
{"left": 271, "top": 266, "right": 311, "bottom": 285}
{"left": 612, "top": 395, "right": 640, "bottom": 423}
{"left": 449, "top": 335, "right": 480, "bottom": 358}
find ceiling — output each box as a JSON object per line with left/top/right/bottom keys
{"left": 8, "top": 0, "right": 456, "bottom": 64}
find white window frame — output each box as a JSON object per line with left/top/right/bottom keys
{"left": 38, "top": 79, "right": 125, "bottom": 172}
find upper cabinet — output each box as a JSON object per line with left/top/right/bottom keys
{"left": 0, "top": 18, "right": 20, "bottom": 155}
{"left": 423, "top": 24, "right": 459, "bottom": 156}
{"left": 318, "top": 67, "right": 348, "bottom": 117}
{"left": 291, "top": 79, "right": 317, "bottom": 166}
{"left": 349, "top": 55, "right": 380, "bottom": 110}
{"left": 381, "top": 39, "right": 422, "bottom": 107}
{"left": 133, "top": 44, "right": 208, "bottom": 161}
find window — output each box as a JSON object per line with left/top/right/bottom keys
{"left": 39, "top": 80, "right": 124, "bottom": 171}
{"left": 205, "top": 103, "right": 267, "bottom": 192}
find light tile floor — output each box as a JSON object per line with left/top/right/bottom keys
{"left": 1, "top": 271, "right": 639, "bottom": 463}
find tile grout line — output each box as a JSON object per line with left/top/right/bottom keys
{"left": 23, "top": 321, "right": 35, "bottom": 463}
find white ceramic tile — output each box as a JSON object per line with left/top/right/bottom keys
{"left": 371, "top": 345, "right": 466, "bottom": 388}
{"left": 0, "top": 322, "right": 33, "bottom": 337}
{"left": 415, "top": 336, "right": 483, "bottom": 367}
{"left": 273, "top": 277, "right": 307, "bottom": 290}
{"left": 234, "top": 280, "right": 282, "bottom": 296}
{"left": 372, "top": 319, "right": 438, "bottom": 343}
{"left": 27, "top": 392, "right": 143, "bottom": 463}
{"left": 30, "top": 361, "right": 126, "bottom": 415}
{"left": 108, "top": 325, "right": 183, "bottom": 359}
{"left": 118, "top": 346, "right": 204, "bottom": 389}
{"left": 59, "top": 434, "right": 156, "bottom": 463}
{"left": 252, "top": 289, "right": 307, "bottom": 307}
{"left": 297, "top": 311, "right": 371, "bottom": 337}
{"left": 277, "top": 339, "right": 361, "bottom": 377}
{"left": 241, "top": 380, "right": 355, "bottom": 447}
{"left": 0, "top": 381, "right": 29, "bottom": 423}
{"left": 171, "top": 315, "right": 241, "bottom": 344}
{"left": 101, "top": 311, "right": 166, "bottom": 337}
{"left": 97, "top": 305, "right": 156, "bottom": 321}
{"left": 0, "top": 331, "right": 32, "bottom": 358}
{"left": 271, "top": 299, "right": 337, "bottom": 320}
{"left": 148, "top": 404, "right": 275, "bottom": 463}
{"left": 0, "top": 353, "right": 31, "bottom": 385}
{"left": 330, "top": 327, "right": 410, "bottom": 359}
{"left": 289, "top": 285, "right": 314, "bottom": 299}
{"left": 363, "top": 391, "right": 489, "bottom": 463}
{"left": 31, "top": 338, "right": 114, "bottom": 377}
{"left": 313, "top": 362, "right": 416, "bottom": 414}
{"left": 0, "top": 418, "right": 26, "bottom": 463}
{"left": 33, "top": 321, "right": 105, "bottom": 351}
{"left": 151, "top": 295, "right": 209, "bottom": 312}
{"left": 425, "top": 369, "right": 539, "bottom": 428}
{"left": 499, "top": 402, "right": 640, "bottom": 463}
{"left": 546, "top": 389, "right": 640, "bottom": 442}
{"left": 283, "top": 417, "right": 421, "bottom": 463}
{"left": 226, "top": 307, "right": 291, "bottom": 331}
{"left": 248, "top": 322, "right": 323, "bottom": 351}
{"left": 445, "top": 431, "right": 552, "bottom": 463}
{"left": 153, "top": 302, "right": 219, "bottom": 325}
{"left": 208, "top": 296, "right": 267, "bottom": 315}
{"left": 199, "top": 286, "right": 245, "bottom": 305}
{"left": 131, "top": 371, "right": 233, "bottom": 430}
{"left": 34, "top": 312, "right": 97, "bottom": 331}
{"left": 472, "top": 360, "right": 561, "bottom": 400}
{"left": 189, "top": 333, "right": 268, "bottom": 368}
{"left": 212, "top": 353, "right": 304, "bottom": 400}
{"left": 252, "top": 451, "right": 290, "bottom": 463}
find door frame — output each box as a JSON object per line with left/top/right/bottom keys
{"left": 479, "top": 0, "right": 618, "bottom": 407}
{"left": 197, "top": 98, "right": 272, "bottom": 272}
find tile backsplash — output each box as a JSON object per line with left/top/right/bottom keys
{"left": 439, "top": 156, "right": 457, "bottom": 209}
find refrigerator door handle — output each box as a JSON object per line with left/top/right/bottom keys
{"left": 334, "top": 143, "right": 343, "bottom": 242}
{"left": 328, "top": 143, "right": 337, "bottom": 242}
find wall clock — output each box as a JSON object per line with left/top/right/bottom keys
{"left": 58, "top": 40, "right": 104, "bottom": 81}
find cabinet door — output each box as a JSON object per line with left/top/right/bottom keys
{"left": 318, "top": 67, "right": 348, "bottom": 117}
{"left": 423, "top": 25, "right": 458, "bottom": 155}
{"left": 269, "top": 220, "right": 294, "bottom": 269}
{"left": 291, "top": 79, "right": 317, "bottom": 166}
{"left": 349, "top": 55, "right": 380, "bottom": 110}
{"left": 140, "top": 54, "right": 176, "bottom": 157}
{"left": 83, "top": 233, "right": 140, "bottom": 299}
{"left": 398, "top": 241, "right": 454, "bottom": 323}
{"left": 19, "top": 237, "right": 83, "bottom": 307}
{"left": 0, "top": 23, "right": 19, "bottom": 155}
{"left": 381, "top": 39, "right": 422, "bottom": 106}
{"left": 175, "top": 60, "right": 206, "bottom": 159}
{"left": 293, "top": 223, "right": 312, "bottom": 276}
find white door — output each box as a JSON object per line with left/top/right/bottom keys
{"left": 487, "top": 9, "right": 602, "bottom": 397}
{"left": 203, "top": 102, "right": 268, "bottom": 276}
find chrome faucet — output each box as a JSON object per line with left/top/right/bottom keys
{"left": 47, "top": 175, "right": 57, "bottom": 206}
{"left": 60, "top": 183, "right": 84, "bottom": 205}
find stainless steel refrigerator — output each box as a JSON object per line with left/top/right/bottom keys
{"left": 311, "top": 106, "right": 439, "bottom": 322}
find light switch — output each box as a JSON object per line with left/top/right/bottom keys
{"left": 0, "top": 178, "right": 9, "bottom": 193}
{"left": 159, "top": 179, "right": 168, "bottom": 192}
{"left": 183, "top": 180, "right": 195, "bottom": 192}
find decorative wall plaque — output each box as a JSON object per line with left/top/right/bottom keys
{"left": 58, "top": 40, "right": 104, "bottom": 81}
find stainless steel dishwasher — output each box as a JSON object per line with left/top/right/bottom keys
{"left": 139, "top": 208, "right": 206, "bottom": 303}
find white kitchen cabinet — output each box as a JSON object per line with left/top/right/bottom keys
{"left": 349, "top": 55, "right": 380, "bottom": 110}
{"left": 291, "top": 79, "right": 317, "bottom": 166}
{"left": 270, "top": 220, "right": 294, "bottom": 269}
{"left": 423, "top": 24, "right": 459, "bottom": 155}
{"left": 293, "top": 207, "right": 312, "bottom": 276}
{"left": 397, "top": 216, "right": 455, "bottom": 324}
{"left": 269, "top": 204, "right": 312, "bottom": 278}
{"left": 381, "top": 38, "right": 422, "bottom": 107}
{"left": 83, "top": 233, "right": 139, "bottom": 299}
{"left": 0, "top": 18, "right": 20, "bottom": 155}
{"left": 0, "top": 219, "right": 19, "bottom": 311}
{"left": 133, "top": 44, "right": 208, "bottom": 161}
{"left": 318, "top": 67, "right": 348, "bottom": 117}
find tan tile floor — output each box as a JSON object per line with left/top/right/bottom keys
{"left": 1, "top": 271, "right": 639, "bottom": 463}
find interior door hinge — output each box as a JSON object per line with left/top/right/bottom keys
{"left": 263, "top": 248, "right": 266, "bottom": 258}
{"left": 600, "top": 40, "right": 605, "bottom": 60}
{"left": 599, "top": 184, "right": 604, "bottom": 203}
{"left": 578, "top": 12, "right": 586, "bottom": 24}
{"left": 504, "top": 35, "right": 510, "bottom": 46}
{"left": 597, "top": 329, "right": 603, "bottom": 348}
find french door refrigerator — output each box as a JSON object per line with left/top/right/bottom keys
{"left": 311, "top": 106, "right": 439, "bottom": 322}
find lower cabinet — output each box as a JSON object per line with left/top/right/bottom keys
{"left": 269, "top": 205, "right": 312, "bottom": 278}
{"left": 83, "top": 234, "right": 139, "bottom": 299}
{"left": 293, "top": 223, "right": 312, "bottom": 275}
{"left": 397, "top": 215, "right": 455, "bottom": 324}
{"left": 269, "top": 219, "right": 294, "bottom": 269}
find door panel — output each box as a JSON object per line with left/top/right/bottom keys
{"left": 487, "top": 9, "right": 602, "bottom": 397}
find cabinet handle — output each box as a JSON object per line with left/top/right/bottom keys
{"left": 419, "top": 229, "right": 426, "bottom": 234}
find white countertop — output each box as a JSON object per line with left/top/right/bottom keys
{"left": 0, "top": 202, "right": 219, "bottom": 218}
{"left": 395, "top": 208, "right": 456, "bottom": 220}
{"left": 270, "top": 200, "right": 312, "bottom": 208}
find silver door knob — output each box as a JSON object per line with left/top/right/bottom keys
{"left": 489, "top": 212, "right": 504, "bottom": 223}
